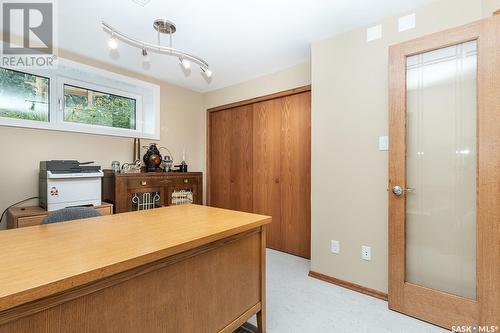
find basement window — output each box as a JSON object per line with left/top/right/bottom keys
{"left": 62, "top": 82, "right": 138, "bottom": 131}
{"left": 0, "top": 58, "right": 160, "bottom": 139}
{"left": 0, "top": 67, "right": 50, "bottom": 123}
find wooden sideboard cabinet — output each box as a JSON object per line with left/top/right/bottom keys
{"left": 102, "top": 170, "right": 203, "bottom": 213}
{"left": 7, "top": 202, "right": 113, "bottom": 229}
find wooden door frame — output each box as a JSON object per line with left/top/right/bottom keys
{"left": 206, "top": 85, "right": 311, "bottom": 206}
{"left": 388, "top": 16, "right": 500, "bottom": 329}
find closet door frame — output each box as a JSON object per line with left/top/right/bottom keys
{"left": 206, "top": 85, "right": 311, "bottom": 206}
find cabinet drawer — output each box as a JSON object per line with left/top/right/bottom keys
{"left": 96, "top": 206, "right": 113, "bottom": 216}
{"left": 127, "top": 178, "right": 171, "bottom": 189}
{"left": 13, "top": 204, "right": 112, "bottom": 228}
{"left": 172, "top": 177, "right": 198, "bottom": 185}
{"left": 17, "top": 215, "right": 45, "bottom": 228}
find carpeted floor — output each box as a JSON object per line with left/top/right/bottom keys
{"left": 245, "top": 249, "right": 447, "bottom": 333}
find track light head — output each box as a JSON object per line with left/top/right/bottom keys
{"left": 179, "top": 58, "right": 191, "bottom": 69}
{"left": 142, "top": 48, "right": 149, "bottom": 62}
{"left": 108, "top": 36, "right": 118, "bottom": 50}
{"left": 201, "top": 67, "right": 212, "bottom": 78}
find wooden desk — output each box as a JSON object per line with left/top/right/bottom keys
{"left": 6, "top": 202, "right": 113, "bottom": 229}
{"left": 0, "top": 205, "right": 270, "bottom": 333}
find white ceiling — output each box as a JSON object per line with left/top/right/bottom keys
{"left": 58, "top": 0, "right": 433, "bottom": 92}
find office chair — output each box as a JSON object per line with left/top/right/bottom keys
{"left": 42, "top": 207, "right": 102, "bottom": 224}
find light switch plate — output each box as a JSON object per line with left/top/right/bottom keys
{"left": 331, "top": 240, "right": 340, "bottom": 254}
{"left": 399, "top": 13, "right": 416, "bottom": 32}
{"left": 379, "top": 136, "right": 389, "bottom": 151}
{"left": 366, "top": 25, "right": 382, "bottom": 42}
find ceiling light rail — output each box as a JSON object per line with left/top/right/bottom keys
{"left": 102, "top": 20, "right": 212, "bottom": 78}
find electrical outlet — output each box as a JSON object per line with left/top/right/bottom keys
{"left": 330, "top": 240, "right": 340, "bottom": 254}
{"left": 361, "top": 246, "right": 372, "bottom": 261}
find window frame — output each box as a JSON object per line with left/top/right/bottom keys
{"left": 57, "top": 77, "right": 143, "bottom": 138}
{"left": 0, "top": 66, "right": 53, "bottom": 127}
{"left": 0, "top": 58, "right": 160, "bottom": 139}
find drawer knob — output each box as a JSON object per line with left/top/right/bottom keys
{"left": 183, "top": 179, "right": 189, "bottom": 184}
{"left": 141, "top": 181, "right": 147, "bottom": 186}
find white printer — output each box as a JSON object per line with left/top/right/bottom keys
{"left": 39, "top": 160, "right": 104, "bottom": 211}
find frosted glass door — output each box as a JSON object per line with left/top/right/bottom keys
{"left": 405, "top": 40, "right": 477, "bottom": 299}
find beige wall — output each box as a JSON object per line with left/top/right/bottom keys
{"left": 204, "top": 63, "right": 311, "bottom": 109}
{"left": 311, "top": 0, "right": 489, "bottom": 293}
{"left": 483, "top": 0, "right": 500, "bottom": 16}
{"left": 0, "top": 50, "right": 205, "bottom": 229}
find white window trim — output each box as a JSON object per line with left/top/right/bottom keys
{"left": 57, "top": 77, "right": 144, "bottom": 138}
{"left": 0, "top": 58, "right": 160, "bottom": 139}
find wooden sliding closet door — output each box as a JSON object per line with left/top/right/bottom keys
{"left": 209, "top": 106, "right": 253, "bottom": 212}
{"left": 209, "top": 109, "right": 231, "bottom": 209}
{"left": 208, "top": 86, "right": 311, "bottom": 258}
{"left": 280, "top": 93, "right": 311, "bottom": 258}
{"left": 229, "top": 105, "right": 254, "bottom": 212}
{"left": 253, "top": 99, "right": 283, "bottom": 250}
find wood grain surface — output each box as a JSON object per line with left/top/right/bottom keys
{"left": 230, "top": 105, "right": 254, "bottom": 212}
{"left": 280, "top": 92, "right": 311, "bottom": 258}
{"left": 0, "top": 228, "right": 265, "bottom": 333}
{"left": 0, "top": 204, "right": 270, "bottom": 312}
{"left": 209, "top": 109, "right": 232, "bottom": 208}
{"left": 252, "top": 98, "right": 283, "bottom": 250}
{"left": 207, "top": 87, "right": 312, "bottom": 259}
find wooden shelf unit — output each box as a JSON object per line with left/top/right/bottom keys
{"left": 102, "top": 171, "right": 203, "bottom": 213}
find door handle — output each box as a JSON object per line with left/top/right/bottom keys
{"left": 392, "top": 186, "right": 416, "bottom": 196}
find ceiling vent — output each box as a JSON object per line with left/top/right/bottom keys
{"left": 132, "top": 0, "right": 151, "bottom": 6}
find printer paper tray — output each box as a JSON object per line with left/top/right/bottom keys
{"left": 47, "top": 171, "right": 104, "bottom": 179}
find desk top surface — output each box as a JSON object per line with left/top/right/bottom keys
{"left": 0, "top": 204, "right": 270, "bottom": 312}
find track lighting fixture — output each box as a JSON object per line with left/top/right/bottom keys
{"left": 102, "top": 19, "right": 212, "bottom": 79}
